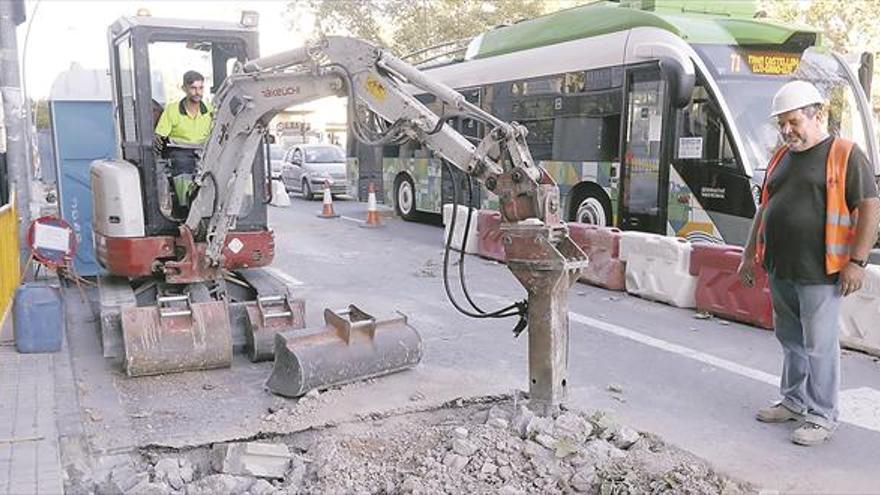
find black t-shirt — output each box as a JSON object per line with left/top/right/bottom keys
{"left": 763, "top": 137, "right": 878, "bottom": 284}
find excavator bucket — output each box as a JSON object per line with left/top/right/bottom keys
{"left": 244, "top": 295, "right": 306, "bottom": 362}
{"left": 121, "top": 295, "right": 232, "bottom": 377}
{"left": 267, "top": 305, "right": 422, "bottom": 397}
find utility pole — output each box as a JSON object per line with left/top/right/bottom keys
{"left": 0, "top": 0, "right": 32, "bottom": 266}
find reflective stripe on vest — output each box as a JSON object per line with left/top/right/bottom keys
{"left": 755, "top": 137, "right": 855, "bottom": 275}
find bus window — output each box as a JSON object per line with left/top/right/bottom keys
{"left": 383, "top": 143, "right": 402, "bottom": 158}
{"left": 791, "top": 49, "right": 875, "bottom": 160}
{"left": 670, "top": 80, "right": 756, "bottom": 243}
{"left": 519, "top": 119, "right": 554, "bottom": 160}
{"left": 564, "top": 72, "right": 586, "bottom": 93}
{"left": 675, "top": 85, "right": 736, "bottom": 168}
{"left": 519, "top": 76, "right": 563, "bottom": 96}
{"left": 694, "top": 45, "right": 878, "bottom": 175}
{"left": 552, "top": 90, "right": 622, "bottom": 162}
{"left": 460, "top": 88, "right": 483, "bottom": 140}
{"left": 398, "top": 140, "right": 416, "bottom": 160}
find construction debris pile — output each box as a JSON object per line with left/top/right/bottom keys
{"left": 81, "top": 397, "right": 751, "bottom": 495}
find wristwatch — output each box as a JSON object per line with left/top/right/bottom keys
{"left": 850, "top": 258, "right": 869, "bottom": 268}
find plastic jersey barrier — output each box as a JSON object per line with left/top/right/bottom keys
{"left": 477, "top": 209, "right": 506, "bottom": 262}
{"left": 568, "top": 223, "right": 625, "bottom": 291}
{"left": 442, "top": 204, "right": 478, "bottom": 254}
{"left": 839, "top": 265, "right": 880, "bottom": 357}
{"left": 689, "top": 243, "right": 773, "bottom": 329}
{"left": 619, "top": 231, "right": 697, "bottom": 308}
{"left": 270, "top": 180, "right": 291, "bottom": 207}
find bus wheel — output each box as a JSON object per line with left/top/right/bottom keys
{"left": 395, "top": 175, "right": 417, "bottom": 220}
{"left": 572, "top": 189, "right": 610, "bottom": 226}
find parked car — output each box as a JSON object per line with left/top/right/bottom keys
{"left": 268, "top": 144, "right": 286, "bottom": 180}
{"left": 281, "top": 144, "right": 348, "bottom": 200}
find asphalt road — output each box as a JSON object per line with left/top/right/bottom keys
{"left": 267, "top": 195, "right": 880, "bottom": 493}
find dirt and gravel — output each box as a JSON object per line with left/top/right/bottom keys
{"left": 70, "top": 394, "right": 754, "bottom": 495}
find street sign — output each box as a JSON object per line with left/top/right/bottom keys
{"left": 26, "top": 216, "right": 77, "bottom": 268}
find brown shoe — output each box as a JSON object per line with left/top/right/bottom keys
{"left": 791, "top": 422, "right": 834, "bottom": 446}
{"left": 756, "top": 403, "right": 803, "bottom": 423}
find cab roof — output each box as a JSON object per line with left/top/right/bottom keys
{"left": 110, "top": 15, "right": 257, "bottom": 38}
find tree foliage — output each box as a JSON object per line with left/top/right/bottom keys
{"left": 286, "top": 0, "right": 549, "bottom": 58}
{"left": 33, "top": 99, "right": 50, "bottom": 129}
{"left": 760, "top": 0, "right": 880, "bottom": 106}
{"left": 760, "top": 0, "right": 880, "bottom": 53}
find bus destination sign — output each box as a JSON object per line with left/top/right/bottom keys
{"left": 729, "top": 51, "right": 801, "bottom": 75}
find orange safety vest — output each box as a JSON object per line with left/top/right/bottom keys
{"left": 756, "top": 137, "right": 856, "bottom": 275}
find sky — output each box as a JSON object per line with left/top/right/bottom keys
{"left": 17, "top": 0, "right": 345, "bottom": 123}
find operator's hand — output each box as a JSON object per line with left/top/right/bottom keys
{"left": 839, "top": 262, "right": 865, "bottom": 296}
{"left": 737, "top": 255, "right": 756, "bottom": 288}
{"left": 153, "top": 134, "right": 167, "bottom": 153}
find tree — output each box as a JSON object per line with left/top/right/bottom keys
{"left": 33, "top": 99, "right": 49, "bottom": 130}
{"left": 760, "top": 0, "right": 880, "bottom": 107}
{"left": 286, "top": 0, "right": 555, "bottom": 59}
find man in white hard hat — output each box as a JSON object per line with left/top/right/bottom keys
{"left": 738, "top": 80, "right": 879, "bottom": 446}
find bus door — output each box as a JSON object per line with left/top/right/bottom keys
{"left": 618, "top": 64, "right": 671, "bottom": 234}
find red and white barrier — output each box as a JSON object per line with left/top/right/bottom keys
{"left": 619, "top": 232, "right": 697, "bottom": 308}
{"left": 477, "top": 210, "right": 506, "bottom": 262}
{"left": 689, "top": 243, "right": 773, "bottom": 329}
{"left": 840, "top": 265, "right": 880, "bottom": 357}
{"left": 270, "top": 180, "right": 291, "bottom": 207}
{"left": 568, "top": 223, "right": 625, "bottom": 291}
{"left": 442, "top": 204, "right": 478, "bottom": 254}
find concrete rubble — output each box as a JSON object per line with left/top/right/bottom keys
{"left": 69, "top": 397, "right": 752, "bottom": 494}
{"left": 221, "top": 442, "right": 291, "bottom": 479}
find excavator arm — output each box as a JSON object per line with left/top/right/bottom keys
{"left": 190, "top": 36, "right": 566, "bottom": 265}
{"left": 183, "top": 71, "right": 344, "bottom": 264}
{"left": 187, "top": 36, "right": 586, "bottom": 414}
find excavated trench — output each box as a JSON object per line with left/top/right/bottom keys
{"left": 69, "top": 395, "right": 755, "bottom": 495}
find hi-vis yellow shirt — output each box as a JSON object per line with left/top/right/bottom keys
{"left": 154, "top": 99, "right": 214, "bottom": 145}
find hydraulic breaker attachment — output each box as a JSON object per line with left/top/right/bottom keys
{"left": 244, "top": 294, "right": 306, "bottom": 362}
{"left": 266, "top": 305, "right": 422, "bottom": 397}
{"left": 121, "top": 293, "right": 233, "bottom": 377}
{"left": 502, "top": 221, "right": 587, "bottom": 416}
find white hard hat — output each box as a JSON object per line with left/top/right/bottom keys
{"left": 770, "top": 80, "right": 825, "bottom": 117}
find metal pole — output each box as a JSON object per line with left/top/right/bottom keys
{"left": 0, "top": 0, "right": 32, "bottom": 267}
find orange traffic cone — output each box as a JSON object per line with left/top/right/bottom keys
{"left": 360, "top": 182, "right": 384, "bottom": 228}
{"left": 317, "top": 180, "right": 339, "bottom": 219}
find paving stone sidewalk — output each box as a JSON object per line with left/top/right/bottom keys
{"left": 0, "top": 343, "right": 64, "bottom": 494}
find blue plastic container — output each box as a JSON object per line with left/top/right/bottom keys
{"left": 13, "top": 283, "right": 64, "bottom": 353}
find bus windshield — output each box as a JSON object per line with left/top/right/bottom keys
{"left": 693, "top": 45, "right": 874, "bottom": 174}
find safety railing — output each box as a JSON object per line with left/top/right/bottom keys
{"left": 0, "top": 193, "right": 20, "bottom": 327}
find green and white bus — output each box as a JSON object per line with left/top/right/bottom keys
{"left": 347, "top": 0, "right": 878, "bottom": 245}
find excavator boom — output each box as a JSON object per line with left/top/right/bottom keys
{"left": 222, "top": 37, "right": 587, "bottom": 414}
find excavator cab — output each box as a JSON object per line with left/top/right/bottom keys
{"left": 107, "top": 14, "right": 266, "bottom": 231}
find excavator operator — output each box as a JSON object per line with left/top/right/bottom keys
{"left": 154, "top": 70, "right": 214, "bottom": 216}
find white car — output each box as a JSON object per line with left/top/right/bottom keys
{"left": 281, "top": 144, "right": 348, "bottom": 200}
